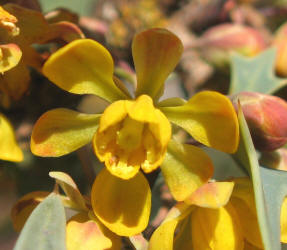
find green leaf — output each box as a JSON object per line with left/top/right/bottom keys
{"left": 233, "top": 105, "right": 287, "bottom": 250}
{"left": 229, "top": 48, "right": 287, "bottom": 94}
{"left": 14, "top": 193, "right": 66, "bottom": 250}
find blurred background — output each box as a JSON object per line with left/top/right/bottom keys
{"left": 2, "top": 0, "right": 287, "bottom": 249}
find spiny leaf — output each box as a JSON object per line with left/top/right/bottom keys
{"left": 229, "top": 48, "right": 287, "bottom": 95}
{"left": 233, "top": 104, "right": 287, "bottom": 250}
{"left": 14, "top": 193, "right": 66, "bottom": 250}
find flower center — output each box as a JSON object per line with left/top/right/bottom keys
{"left": 93, "top": 95, "right": 171, "bottom": 179}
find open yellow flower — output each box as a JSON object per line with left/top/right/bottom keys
{"left": 149, "top": 178, "right": 287, "bottom": 250}
{"left": 30, "top": 28, "right": 239, "bottom": 235}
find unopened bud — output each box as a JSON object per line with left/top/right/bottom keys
{"left": 273, "top": 22, "right": 287, "bottom": 76}
{"left": 199, "top": 23, "right": 266, "bottom": 67}
{"left": 259, "top": 148, "right": 287, "bottom": 171}
{"left": 232, "top": 92, "right": 287, "bottom": 151}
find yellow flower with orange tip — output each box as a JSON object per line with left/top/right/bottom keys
{"left": 30, "top": 28, "right": 239, "bottom": 236}
{"left": 11, "top": 171, "right": 121, "bottom": 250}
{"left": 149, "top": 178, "right": 287, "bottom": 250}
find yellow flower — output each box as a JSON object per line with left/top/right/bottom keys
{"left": 0, "top": 9, "right": 23, "bottom": 162}
{"left": 30, "top": 28, "right": 239, "bottom": 235}
{"left": 94, "top": 94, "right": 171, "bottom": 179}
{"left": 0, "top": 3, "right": 83, "bottom": 107}
{"left": 11, "top": 171, "right": 121, "bottom": 250}
{"left": 149, "top": 178, "right": 287, "bottom": 250}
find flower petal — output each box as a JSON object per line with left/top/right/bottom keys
{"left": 230, "top": 178, "right": 262, "bottom": 248}
{"left": 31, "top": 108, "right": 100, "bottom": 157}
{"left": 11, "top": 191, "right": 49, "bottom": 232}
{"left": 230, "top": 197, "right": 262, "bottom": 249}
{"left": 185, "top": 181, "right": 234, "bottom": 208}
{"left": 149, "top": 202, "right": 192, "bottom": 250}
{"left": 44, "top": 21, "right": 84, "bottom": 43}
{"left": 173, "top": 216, "right": 194, "bottom": 250}
{"left": 161, "top": 140, "right": 213, "bottom": 201}
{"left": 49, "top": 171, "right": 87, "bottom": 211}
{"left": 66, "top": 212, "right": 121, "bottom": 250}
{"left": 97, "top": 100, "right": 130, "bottom": 133}
{"left": 43, "top": 39, "right": 128, "bottom": 102}
{"left": 0, "top": 43, "right": 22, "bottom": 73}
{"left": 129, "top": 234, "right": 148, "bottom": 250}
{"left": 191, "top": 203, "right": 244, "bottom": 250}
{"left": 0, "top": 5, "right": 18, "bottom": 35}
{"left": 157, "top": 97, "right": 186, "bottom": 107}
{"left": 0, "top": 113, "right": 23, "bottom": 162}
{"left": 132, "top": 28, "right": 183, "bottom": 100}
{"left": 161, "top": 91, "right": 239, "bottom": 153}
{"left": 91, "top": 168, "right": 151, "bottom": 236}
{"left": 281, "top": 198, "right": 287, "bottom": 243}
{"left": 0, "top": 62, "right": 30, "bottom": 107}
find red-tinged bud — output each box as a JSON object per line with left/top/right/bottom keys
{"left": 273, "top": 22, "right": 287, "bottom": 76}
{"left": 198, "top": 23, "right": 266, "bottom": 67}
{"left": 259, "top": 148, "right": 287, "bottom": 171}
{"left": 232, "top": 92, "right": 287, "bottom": 151}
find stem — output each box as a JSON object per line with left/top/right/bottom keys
{"left": 76, "top": 146, "right": 96, "bottom": 186}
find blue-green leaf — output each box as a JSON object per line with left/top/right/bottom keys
{"left": 229, "top": 48, "right": 287, "bottom": 94}
{"left": 233, "top": 105, "right": 277, "bottom": 250}
{"left": 14, "top": 193, "right": 66, "bottom": 250}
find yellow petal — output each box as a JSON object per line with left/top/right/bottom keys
{"left": 161, "top": 140, "right": 214, "bottom": 201}
{"left": 149, "top": 109, "right": 171, "bottom": 148}
{"left": 161, "top": 91, "right": 239, "bottom": 153}
{"left": 31, "top": 108, "right": 100, "bottom": 157}
{"left": 49, "top": 172, "right": 87, "bottom": 211}
{"left": 149, "top": 202, "right": 192, "bottom": 250}
{"left": 91, "top": 168, "right": 151, "bottom": 236}
{"left": 133, "top": 28, "right": 183, "bottom": 100}
{"left": 0, "top": 113, "right": 23, "bottom": 162}
{"left": 173, "top": 215, "right": 194, "bottom": 250}
{"left": 230, "top": 178, "right": 262, "bottom": 248}
{"left": 230, "top": 197, "right": 263, "bottom": 249}
{"left": 185, "top": 181, "right": 234, "bottom": 208}
{"left": 11, "top": 191, "right": 49, "bottom": 232}
{"left": 280, "top": 197, "right": 287, "bottom": 243}
{"left": 149, "top": 220, "right": 179, "bottom": 250}
{"left": 0, "top": 44, "right": 22, "bottom": 73}
{"left": 97, "top": 100, "right": 129, "bottom": 133}
{"left": 43, "top": 39, "right": 128, "bottom": 102}
{"left": 157, "top": 97, "right": 186, "bottom": 107}
{"left": 66, "top": 212, "right": 121, "bottom": 250}
{"left": 127, "top": 95, "right": 156, "bottom": 123}
{"left": 191, "top": 203, "right": 244, "bottom": 250}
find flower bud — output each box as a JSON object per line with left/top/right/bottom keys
{"left": 232, "top": 92, "right": 287, "bottom": 151}
{"left": 199, "top": 23, "right": 266, "bottom": 67}
{"left": 259, "top": 148, "right": 287, "bottom": 171}
{"left": 273, "top": 22, "right": 287, "bottom": 76}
